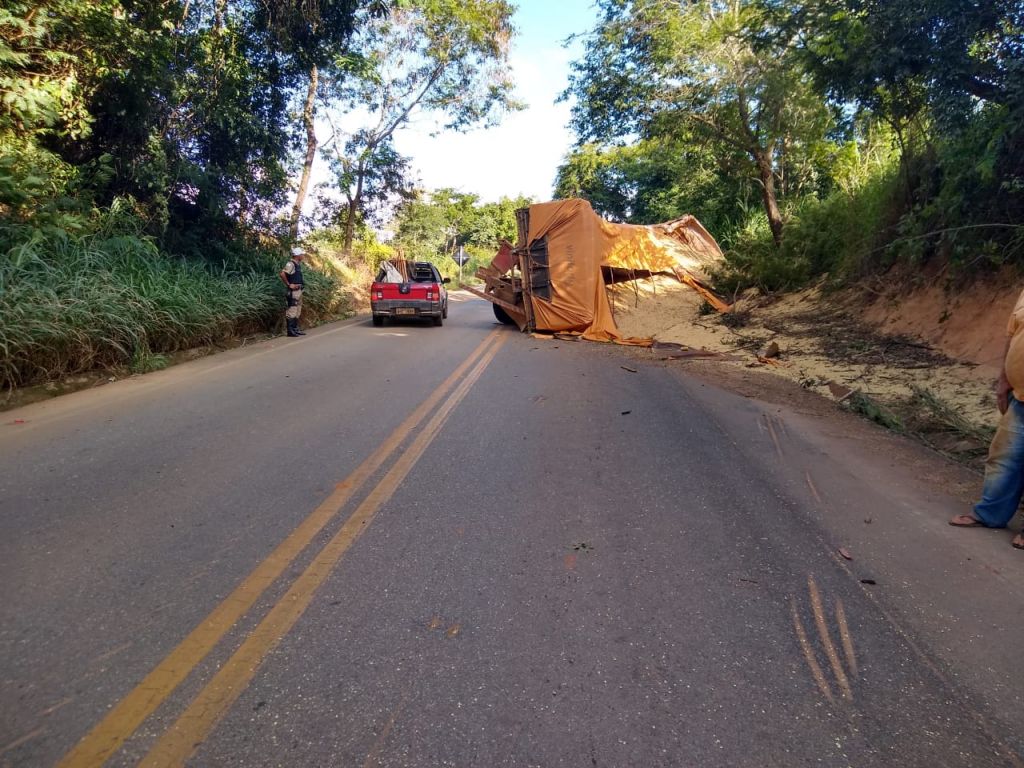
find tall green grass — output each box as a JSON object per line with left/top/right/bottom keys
{"left": 715, "top": 165, "right": 900, "bottom": 293}
{"left": 0, "top": 227, "right": 345, "bottom": 388}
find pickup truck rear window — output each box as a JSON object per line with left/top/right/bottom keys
{"left": 375, "top": 261, "right": 440, "bottom": 283}
{"left": 411, "top": 266, "right": 437, "bottom": 282}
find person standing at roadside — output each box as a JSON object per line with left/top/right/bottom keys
{"left": 949, "top": 287, "right": 1024, "bottom": 549}
{"left": 279, "top": 246, "right": 306, "bottom": 337}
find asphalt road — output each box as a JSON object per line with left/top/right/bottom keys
{"left": 2, "top": 293, "right": 1023, "bottom": 768}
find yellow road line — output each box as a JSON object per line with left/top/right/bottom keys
{"left": 807, "top": 575, "right": 853, "bottom": 700}
{"left": 789, "top": 598, "right": 834, "bottom": 704}
{"left": 57, "top": 330, "right": 502, "bottom": 768}
{"left": 138, "top": 335, "right": 506, "bottom": 767}
{"left": 834, "top": 599, "right": 858, "bottom": 679}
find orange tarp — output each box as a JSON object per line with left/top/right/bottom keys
{"left": 522, "top": 199, "right": 727, "bottom": 344}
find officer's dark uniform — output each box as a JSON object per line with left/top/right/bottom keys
{"left": 281, "top": 255, "right": 305, "bottom": 336}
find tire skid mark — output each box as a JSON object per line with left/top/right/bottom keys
{"left": 835, "top": 599, "right": 859, "bottom": 679}
{"left": 790, "top": 598, "right": 835, "bottom": 704}
{"left": 792, "top": 575, "right": 859, "bottom": 705}
{"left": 804, "top": 471, "right": 823, "bottom": 505}
{"left": 807, "top": 575, "right": 853, "bottom": 700}
{"left": 761, "top": 413, "right": 784, "bottom": 459}
{"left": 828, "top": 554, "right": 1024, "bottom": 768}
{"left": 360, "top": 690, "right": 411, "bottom": 768}
{"left": 0, "top": 728, "right": 45, "bottom": 758}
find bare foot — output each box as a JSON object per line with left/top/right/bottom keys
{"left": 1013, "top": 531, "right": 1023, "bottom": 550}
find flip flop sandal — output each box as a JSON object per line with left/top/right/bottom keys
{"left": 949, "top": 515, "right": 984, "bottom": 527}
{"left": 1012, "top": 533, "right": 1024, "bottom": 550}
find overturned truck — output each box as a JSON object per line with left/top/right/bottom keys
{"left": 463, "top": 199, "right": 729, "bottom": 344}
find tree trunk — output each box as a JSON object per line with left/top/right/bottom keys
{"left": 755, "top": 149, "right": 784, "bottom": 247}
{"left": 343, "top": 199, "right": 358, "bottom": 256}
{"left": 289, "top": 65, "right": 319, "bottom": 241}
{"left": 735, "top": 83, "right": 784, "bottom": 246}
{"left": 342, "top": 161, "right": 365, "bottom": 256}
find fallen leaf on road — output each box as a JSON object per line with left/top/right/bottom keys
{"left": 621, "top": 366, "right": 638, "bottom": 373}
{"left": 621, "top": 410, "right": 631, "bottom": 415}
{"left": 838, "top": 547, "right": 853, "bottom": 560}
{"left": 757, "top": 341, "right": 780, "bottom": 359}
{"left": 860, "top": 579, "right": 876, "bottom": 585}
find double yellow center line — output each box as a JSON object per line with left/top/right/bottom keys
{"left": 59, "top": 329, "right": 507, "bottom": 767}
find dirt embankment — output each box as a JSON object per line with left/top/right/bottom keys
{"left": 608, "top": 271, "right": 1020, "bottom": 462}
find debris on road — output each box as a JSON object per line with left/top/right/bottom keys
{"left": 827, "top": 381, "right": 856, "bottom": 402}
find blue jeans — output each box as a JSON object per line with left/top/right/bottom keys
{"left": 973, "top": 395, "right": 1024, "bottom": 527}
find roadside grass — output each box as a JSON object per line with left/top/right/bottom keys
{"left": 842, "top": 386, "right": 993, "bottom": 466}
{"left": 0, "top": 229, "right": 349, "bottom": 390}
{"left": 899, "top": 385, "right": 994, "bottom": 463}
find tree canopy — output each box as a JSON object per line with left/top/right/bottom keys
{"left": 560, "top": 0, "right": 1024, "bottom": 286}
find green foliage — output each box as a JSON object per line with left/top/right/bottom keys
{"left": 844, "top": 392, "right": 903, "bottom": 432}
{"left": 777, "top": 0, "right": 1023, "bottom": 125}
{"left": 390, "top": 188, "right": 532, "bottom": 275}
{"left": 564, "top": 0, "right": 841, "bottom": 243}
{"left": 714, "top": 210, "right": 807, "bottom": 293}
{"left": 323, "top": 0, "right": 520, "bottom": 253}
{"left": 0, "top": 207, "right": 351, "bottom": 387}
{"left": 554, "top": 137, "right": 747, "bottom": 234}
{"left": 715, "top": 145, "right": 900, "bottom": 291}
{"left": 561, "top": 0, "right": 1024, "bottom": 290}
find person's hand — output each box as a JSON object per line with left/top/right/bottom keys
{"left": 996, "top": 376, "right": 1011, "bottom": 414}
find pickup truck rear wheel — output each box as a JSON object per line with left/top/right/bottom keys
{"left": 492, "top": 304, "right": 516, "bottom": 326}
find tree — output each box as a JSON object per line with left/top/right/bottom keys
{"left": 389, "top": 188, "right": 531, "bottom": 264}
{"left": 771, "top": 0, "right": 1024, "bottom": 123}
{"left": 555, "top": 136, "right": 748, "bottom": 234}
{"left": 327, "top": 0, "right": 520, "bottom": 254}
{"left": 1, "top": 0, "right": 338, "bottom": 255}
{"left": 255, "top": 0, "right": 366, "bottom": 240}
{"left": 564, "top": 0, "right": 836, "bottom": 245}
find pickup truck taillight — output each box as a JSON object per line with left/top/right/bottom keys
{"left": 374, "top": 290, "right": 383, "bottom": 300}
{"left": 426, "top": 289, "right": 435, "bottom": 300}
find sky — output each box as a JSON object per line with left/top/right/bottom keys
{"left": 390, "top": 0, "right": 597, "bottom": 203}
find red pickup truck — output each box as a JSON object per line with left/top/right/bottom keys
{"left": 371, "top": 260, "right": 450, "bottom": 327}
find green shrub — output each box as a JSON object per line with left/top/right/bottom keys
{"left": 0, "top": 211, "right": 351, "bottom": 388}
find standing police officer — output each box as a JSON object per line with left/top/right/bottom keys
{"left": 279, "top": 246, "right": 306, "bottom": 337}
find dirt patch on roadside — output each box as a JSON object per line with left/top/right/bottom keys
{"left": 607, "top": 276, "right": 1003, "bottom": 464}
